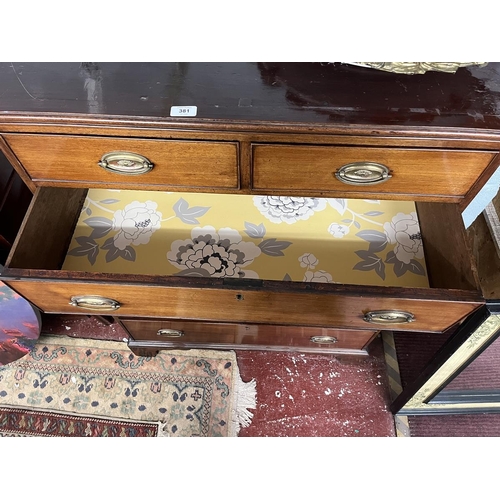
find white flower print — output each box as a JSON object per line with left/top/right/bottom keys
{"left": 383, "top": 212, "right": 424, "bottom": 264}
{"left": 303, "top": 270, "right": 335, "bottom": 283}
{"left": 328, "top": 222, "right": 350, "bottom": 238}
{"left": 299, "top": 253, "right": 318, "bottom": 269}
{"left": 112, "top": 201, "right": 162, "bottom": 250}
{"left": 253, "top": 196, "right": 327, "bottom": 224}
{"left": 327, "top": 198, "right": 348, "bottom": 216}
{"left": 167, "top": 226, "right": 261, "bottom": 278}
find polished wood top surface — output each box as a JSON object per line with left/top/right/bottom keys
{"left": 1, "top": 62, "right": 500, "bottom": 132}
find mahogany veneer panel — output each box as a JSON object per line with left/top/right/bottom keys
{"left": 7, "top": 280, "right": 482, "bottom": 334}
{"left": 4, "top": 134, "right": 239, "bottom": 190}
{"left": 121, "top": 319, "right": 379, "bottom": 351}
{"left": 252, "top": 144, "right": 495, "bottom": 201}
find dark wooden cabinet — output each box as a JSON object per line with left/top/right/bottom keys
{"left": 0, "top": 62, "right": 498, "bottom": 356}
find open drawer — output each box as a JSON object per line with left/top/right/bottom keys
{"left": 0, "top": 187, "right": 484, "bottom": 334}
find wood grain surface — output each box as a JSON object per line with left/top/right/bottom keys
{"left": 5, "top": 280, "right": 482, "bottom": 333}
{"left": 121, "top": 319, "right": 379, "bottom": 351}
{"left": 252, "top": 144, "right": 495, "bottom": 200}
{"left": 4, "top": 134, "right": 239, "bottom": 190}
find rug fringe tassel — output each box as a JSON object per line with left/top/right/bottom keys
{"left": 232, "top": 376, "right": 257, "bottom": 435}
{"left": 157, "top": 422, "right": 171, "bottom": 438}
{"left": 156, "top": 376, "right": 257, "bottom": 438}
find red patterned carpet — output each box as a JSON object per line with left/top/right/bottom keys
{"left": 40, "top": 314, "right": 396, "bottom": 437}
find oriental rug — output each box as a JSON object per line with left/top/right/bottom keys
{"left": 0, "top": 406, "right": 162, "bottom": 437}
{"left": 0, "top": 335, "right": 256, "bottom": 437}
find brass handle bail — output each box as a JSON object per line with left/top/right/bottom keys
{"left": 98, "top": 151, "right": 154, "bottom": 175}
{"left": 363, "top": 310, "right": 415, "bottom": 324}
{"left": 69, "top": 295, "right": 121, "bottom": 311}
{"left": 157, "top": 329, "right": 185, "bottom": 338}
{"left": 310, "top": 335, "right": 338, "bottom": 344}
{"left": 335, "top": 162, "right": 392, "bottom": 186}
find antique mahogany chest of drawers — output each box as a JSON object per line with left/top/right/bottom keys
{"left": 1, "top": 62, "right": 499, "bottom": 356}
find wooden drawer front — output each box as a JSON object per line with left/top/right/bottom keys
{"left": 4, "top": 134, "right": 239, "bottom": 190}
{"left": 122, "top": 319, "right": 378, "bottom": 350}
{"left": 8, "top": 280, "right": 481, "bottom": 333}
{"left": 252, "top": 144, "right": 495, "bottom": 199}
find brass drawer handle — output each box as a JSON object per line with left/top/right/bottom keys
{"left": 363, "top": 310, "right": 415, "bottom": 324}
{"left": 335, "top": 162, "right": 392, "bottom": 186}
{"left": 157, "top": 329, "right": 185, "bottom": 338}
{"left": 310, "top": 335, "right": 338, "bottom": 344}
{"left": 98, "top": 151, "right": 154, "bottom": 175}
{"left": 69, "top": 295, "right": 121, "bottom": 311}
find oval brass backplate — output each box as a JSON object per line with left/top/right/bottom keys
{"left": 335, "top": 162, "right": 392, "bottom": 186}
{"left": 69, "top": 295, "right": 121, "bottom": 311}
{"left": 310, "top": 335, "right": 338, "bottom": 344}
{"left": 363, "top": 310, "right": 415, "bottom": 324}
{"left": 98, "top": 151, "right": 154, "bottom": 175}
{"left": 157, "top": 329, "right": 185, "bottom": 338}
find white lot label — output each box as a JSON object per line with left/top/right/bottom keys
{"left": 170, "top": 106, "right": 198, "bottom": 117}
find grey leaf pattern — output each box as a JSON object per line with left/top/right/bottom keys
{"left": 84, "top": 217, "right": 113, "bottom": 239}
{"left": 121, "top": 246, "right": 136, "bottom": 262}
{"left": 173, "top": 198, "right": 210, "bottom": 224}
{"left": 408, "top": 259, "right": 426, "bottom": 276}
{"left": 102, "top": 241, "right": 136, "bottom": 263}
{"left": 244, "top": 222, "right": 266, "bottom": 239}
{"left": 258, "top": 238, "right": 292, "bottom": 257}
{"left": 356, "top": 229, "right": 388, "bottom": 253}
{"left": 384, "top": 250, "right": 398, "bottom": 264}
{"left": 100, "top": 199, "right": 120, "bottom": 204}
{"left": 393, "top": 261, "right": 407, "bottom": 278}
{"left": 353, "top": 250, "right": 386, "bottom": 280}
{"left": 104, "top": 246, "right": 121, "bottom": 263}
{"left": 101, "top": 237, "right": 115, "bottom": 250}
{"left": 385, "top": 256, "right": 426, "bottom": 277}
{"left": 356, "top": 230, "right": 388, "bottom": 244}
{"left": 67, "top": 236, "right": 99, "bottom": 265}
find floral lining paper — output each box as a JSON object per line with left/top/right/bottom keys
{"left": 62, "top": 189, "right": 429, "bottom": 288}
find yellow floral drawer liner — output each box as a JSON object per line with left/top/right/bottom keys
{"left": 62, "top": 189, "right": 429, "bottom": 288}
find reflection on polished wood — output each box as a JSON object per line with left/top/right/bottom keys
{"left": 6, "top": 279, "right": 482, "bottom": 334}
{"left": 1, "top": 62, "right": 499, "bottom": 357}
{"left": 121, "top": 318, "right": 379, "bottom": 352}
{"left": 0, "top": 62, "right": 498, "bottom": 131}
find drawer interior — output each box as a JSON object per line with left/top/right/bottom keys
{"left": 4, "top": 186, "right": 480, "bottom": 294}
